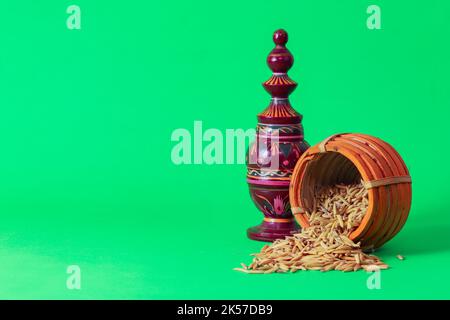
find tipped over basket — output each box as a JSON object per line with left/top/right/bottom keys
{"left": 289, "top": 133, "right": 412, "bottom": 250}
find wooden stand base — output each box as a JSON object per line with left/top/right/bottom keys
{"left": 247, "top": 219, "right": 300, "bottom": 242}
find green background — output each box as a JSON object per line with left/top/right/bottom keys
{"left": 0, "top": 0, "right": 449, "bottom": 299}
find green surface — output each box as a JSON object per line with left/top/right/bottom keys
{"left": 0, "top": 0, "right": 449, "bottom": 299}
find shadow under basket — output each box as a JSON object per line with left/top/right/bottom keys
{"left": 289, "top": 133, "right": 412, "bottom": 250}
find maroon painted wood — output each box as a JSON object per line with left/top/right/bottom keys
{"left": 246, "top": 30, "right": 309, "bottom": 242}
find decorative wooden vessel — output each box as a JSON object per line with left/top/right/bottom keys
{"left": 289, "top": 133, "right": 412, "bottom": 250}
{"left": 246, "top": 30, "right": 309, "bottom": 242}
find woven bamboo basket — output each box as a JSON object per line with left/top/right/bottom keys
{"left": 289, "top": 133, "right": 412, "bottom": 250}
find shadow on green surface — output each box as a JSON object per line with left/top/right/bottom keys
{"left": 384, "top": 222, "right": 450, "bottom": 256}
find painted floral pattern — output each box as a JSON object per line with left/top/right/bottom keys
{"left": 273, "top": 195, "right": 284, "bottom": 215}
{"left": 254, "top": 193, "right": 290, "bottom": 217}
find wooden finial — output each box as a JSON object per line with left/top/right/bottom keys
{"left": 263, "top": 29, "right": 297, "bottom": 99}
{"left": 273, "top": 29, "right": 288, "bottom": 45}
{"left": 267, "top": 29, "right": 294, "bottom": 74}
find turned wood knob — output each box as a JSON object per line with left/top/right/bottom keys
{"left": 267, "top": 29, "right": 294, "bottom": 73}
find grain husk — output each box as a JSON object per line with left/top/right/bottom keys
{"left": 236, "top": 182, "right": 388, "bottom": 274}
